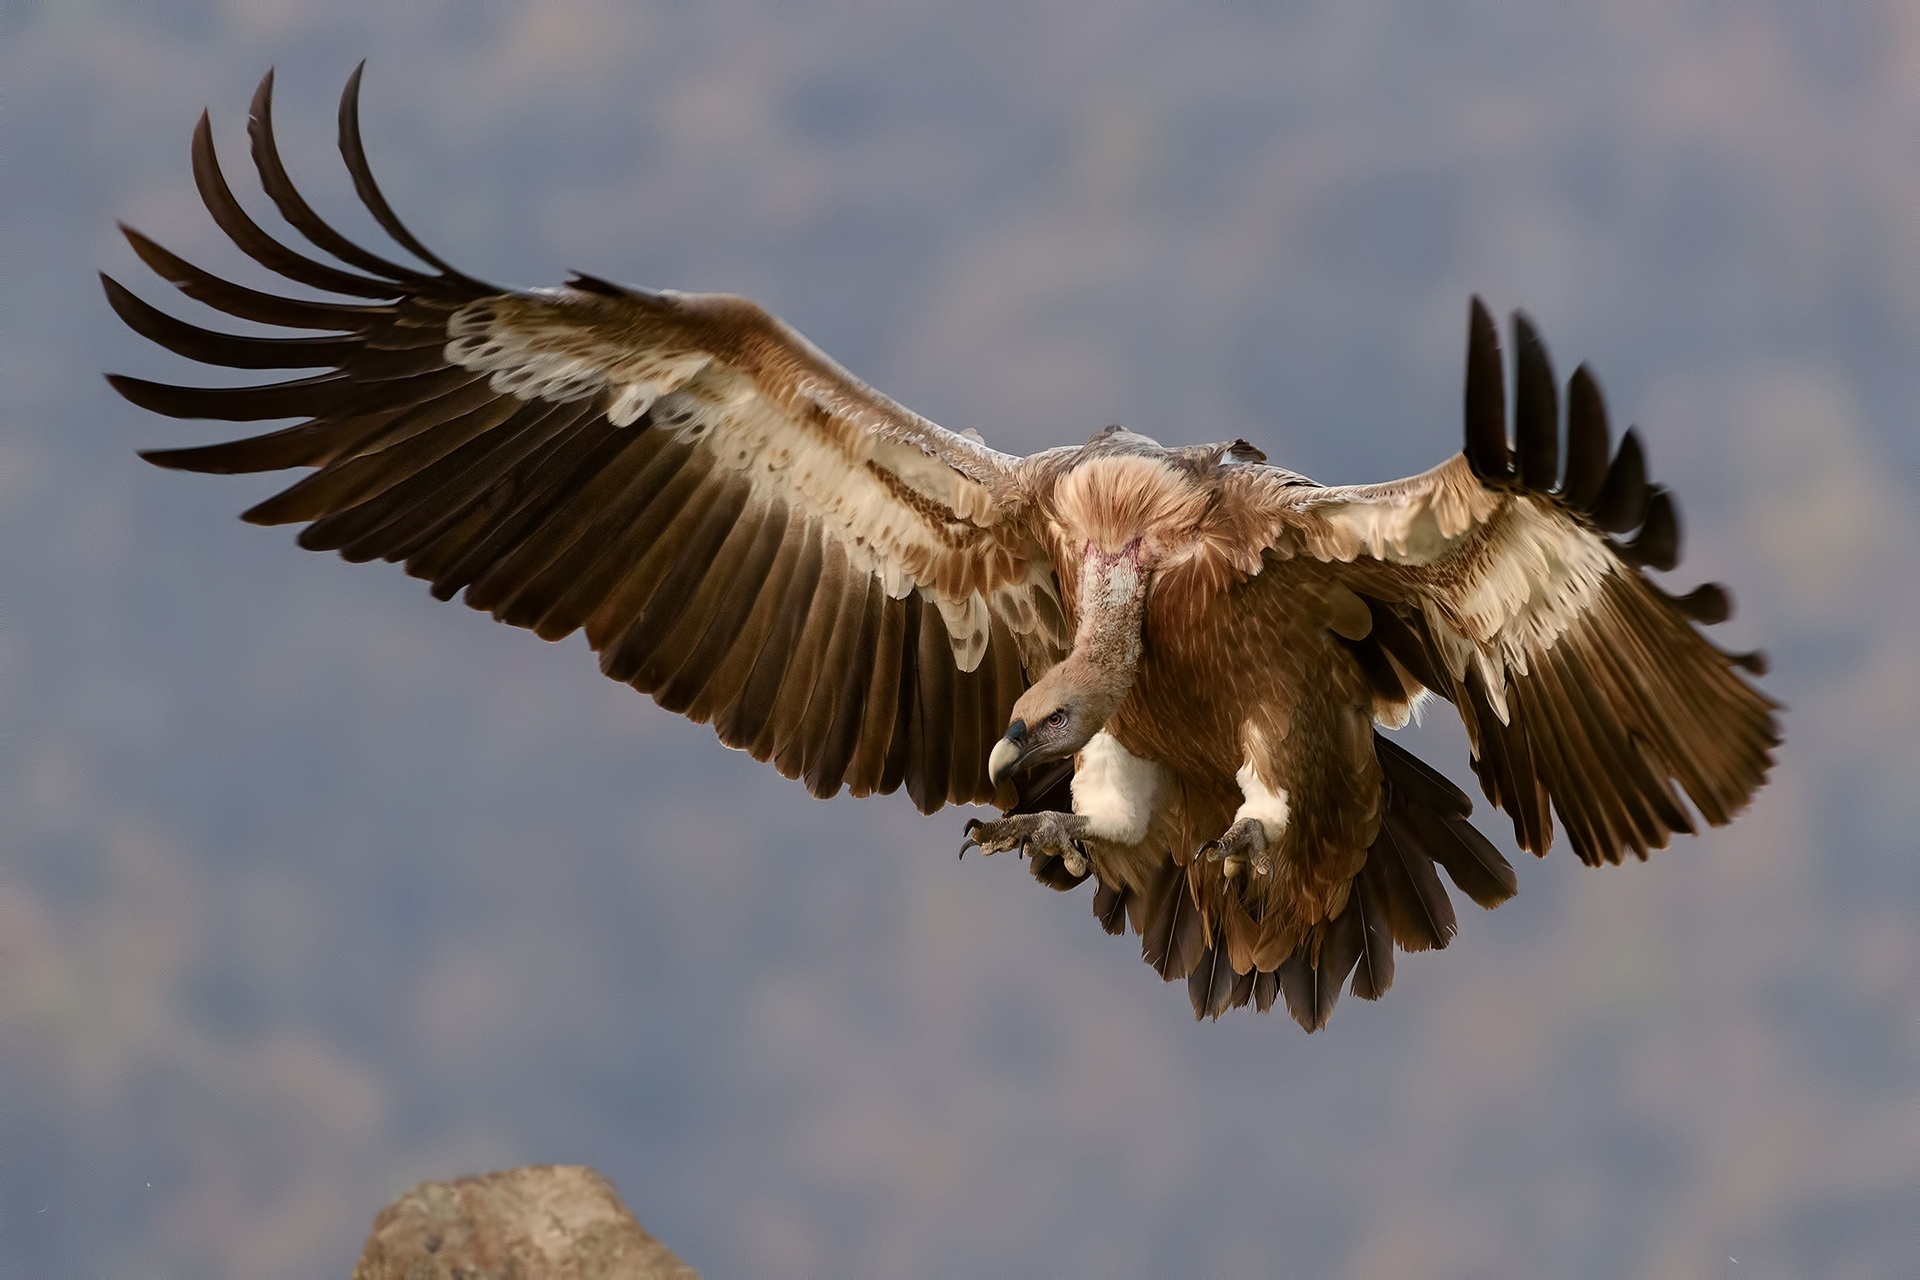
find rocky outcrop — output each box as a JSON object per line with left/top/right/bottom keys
{"left": 352, "top": 1164, "right": 697, "bottom": 1280}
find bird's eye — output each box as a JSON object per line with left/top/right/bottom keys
{"left": 1046, "top": 710, "right": 1067, "bottom": 729}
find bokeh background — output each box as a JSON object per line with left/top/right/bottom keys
{"left": 3, "top": 2, "right": 1916, "bottom": 1276}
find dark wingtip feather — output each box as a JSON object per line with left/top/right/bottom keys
{"left": 136, "top": 434, "right": 298, "bottom": 475}
{"left": 249, "top": 65, "right": 421, "bottom": 283}
{"left": 191, "top": 100, "right": 401, "bottom": 301}
{"left": 1590, "top": 427, "right": 1650, "bottom": 533}
{"left": 107, "top": 373, "right": 194, "bottom": 417}
{"left": 338, "top": 62, "right": 468, "bottom": 279}
{"left": 118, "top": 222, "right": 374, "bottom": 331}
{"left": 102, "top": 273, "right": 356, "bottom": 370}
{"left": 1464, "top": 296, "right": 1513, "bottom": 481}
{"left": 249, "top": 67, "right": 276, "bottom": 134}
{"left": 135, "top": 445, "right": 208, "bottom": 471}
{"left": 104, "top": 370, "right": 349, "bottom": 422}
{"left": 1668, "top": 582, "right": 1732, "bottom": 625}
{"left": 1561, "top": 364, "right": 1611, "bottom": 510}
{"left": 1623, "top": 487, "right": 1681, "bottom": 571}
{"left": 1512, "top": 311, "right": 1558, "bottom": 491}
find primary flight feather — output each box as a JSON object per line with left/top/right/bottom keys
{"left": 107, "top": 68, "right": 1778, "bottom": 1030}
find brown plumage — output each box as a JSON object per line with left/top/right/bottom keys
{"left": 107, "top": 69, "right": 1780, "bottom": 1031}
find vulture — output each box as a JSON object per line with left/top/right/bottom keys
{"left": 106, "top": 69, "right": 1779, "bottom": 1030}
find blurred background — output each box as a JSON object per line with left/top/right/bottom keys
{"left": 2, "top": 2, "right": 1916, "bottom": 1276}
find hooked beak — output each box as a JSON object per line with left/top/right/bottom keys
{"left": 987, "top": 720, "right": 1029, "bottom": 788}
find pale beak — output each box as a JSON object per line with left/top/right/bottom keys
{"left": 987, "top": 721, "right": 1028, "bottom": 788}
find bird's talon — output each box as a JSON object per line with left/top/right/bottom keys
{"left": 1202, "top": 819, "right": 1269, "bottom": 882}
{"left": 956, "top": 811, "right": 1091, "bottom": 872}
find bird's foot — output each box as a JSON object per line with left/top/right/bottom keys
{"left": 1200, "top": 818, "right": 1273, "bottom": 880}
{"left": 961, "top": 811, "right": 1093, "bottom": 877}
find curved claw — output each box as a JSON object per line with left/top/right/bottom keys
{"left": 1200, "top": 820, "right": 1273, "bottom": 880}
{"left": 1061, "top": 838, "right": 1091, "bottom": 878}
{"left": 957, "top": 811, "right": 1089, "bottom": 866}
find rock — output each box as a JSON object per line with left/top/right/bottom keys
{"left": 352, "top": 1164, "right": 698, "bottom": 1280}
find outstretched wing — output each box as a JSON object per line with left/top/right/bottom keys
{"left": 1243, "top": 299, "right": 1778, "bottom": 867}
{"left": 105, "top": 67, "right": 1067, "bottom": 811}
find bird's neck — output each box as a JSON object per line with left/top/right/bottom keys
{"left": 1063, "top": 541, "right": 1149, "bottom": 720}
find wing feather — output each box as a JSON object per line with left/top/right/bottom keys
{"left": 102, "top": 275, "right": 360, "bottom": 370}
{"left": 808, "top": 575, "right": 885, "bottom": 798}
{"left": 545, "top": 444, "right": 722, "bottom": 643}
{"left": 943, "top": 622, "right": 985, "bottom": 805}
{"left": 192, "top": 107, "right": 401, "bottom": 300}
{"left": 907, "top": 602, "right": 956, "bottom": 814}
{"left": 596, "top": 476, "right": 755, "bottom": 675}
{"left": 416, "top": 406, "right": 619, "bottom": 599}
{"left": 1244, "top": 298, "right": 1777, "bottom": 867}
{"left": 878, "top": 598, "right": 924, "bottom": 797}
{"left": 110, "top": 69, "right": 1065, "bottom": 810}
{"left": 654, "top": 500, "right": 791, "bottom": 712}
{"left": 246, "top": 69, "right": 429, "bottom": 284}
{"left": 791, "top": 563, "right": 873, "bottom": 791}
{"left": 704, "top": 517, "right": 816, "bottom": 736}
{"left": 763, "top": 533, "right": 850, "bottom": 770}
{"left": 616, "top": 494, "right": 771, "bottom": 696}
{"left": 317, "top": 399, "right": 567, "bottom": 558}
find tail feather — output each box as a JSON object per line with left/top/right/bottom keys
{"left": 1092, "top": 879, "right": 1129, "bottom": 935}
{"left": 1117, "top": 731, "right": 1515, "bottom": 1029}
{"left": 1348, "top": 869, "right": 1396, "bottom": 1001}
{"left": 1372, "top": 811, "right": 1459, "bottom": 952}
{"left": 1142, "top": 860, "right": 1206, "bottom": 981}
{"left": 1189, "top": 931, "right": 1258, "bottom": 1020}
{"left": 1275, "top": 919, "right": 1364, "bottom": 1032}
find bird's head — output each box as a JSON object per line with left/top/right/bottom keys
{"left": 988, "top": 665, "right": 1114, "bottom": 788}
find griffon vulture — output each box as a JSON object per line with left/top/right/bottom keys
{"left": 105, "top": 69, "right": 1778, "bottom": 1030}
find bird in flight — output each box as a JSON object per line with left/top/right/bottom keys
{"left": 107, "top": 68, "right": 1778, "bottom": 1030}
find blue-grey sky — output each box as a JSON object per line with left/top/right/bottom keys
{"left": 2, "top": 2, "right": 1917, "bottom": 1276}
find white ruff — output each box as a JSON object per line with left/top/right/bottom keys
{"left": 1072, "top": 732, "right": 1167, "bottom": 844}
{"left": 1232, "top": 761, "right": 1291, "bottom": 836}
